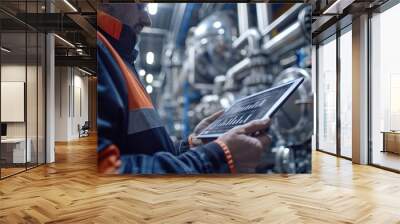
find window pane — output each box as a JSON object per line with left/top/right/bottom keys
{"left": 318, "top": 37, "right": 337, "bottom": 154}
{"left": 371, "top": 4, "right": 400, "bottom": 171}
{"left": 340, "top": 29, "right": 352, "bottom": 158}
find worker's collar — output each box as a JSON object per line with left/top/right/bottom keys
{"left": 97, "top": 10, "right": 138, "bottom": 64}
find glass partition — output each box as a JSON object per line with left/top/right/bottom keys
{"left": 27, "top": 31, "right": 38, "bottom": 169}
{"left": 26, "top": 0, "right": 44, "bottom": 169}
{"left": 1, "top": 31, "right": 28, "bottom": 177}
{"left": 38, "top": 32, "right": 45, "bottom": 165}
{"left": 0, "top": 0, "right": 46, "bottom": 179}
{"left": 317, "top": 36, "right": 337, "bottom": 155}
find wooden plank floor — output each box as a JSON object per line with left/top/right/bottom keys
{"left": 1, "top": 167, "right": 26, "bottom": 178}
{"left": 1, "top": 135, "right": 400, "bottom": 224}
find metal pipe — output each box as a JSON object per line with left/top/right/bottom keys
{"left": 256, "top": 3, "right": 271, "bottom": 41}
{"left": 260, "top": 4, "right": 304, "bottom": 37}
{"left": 237, "top": 3, "right": 249, "bottom": 35}
{"left": 226, "top": 6, "right": 310, "bottom": 88}
{"left": 225, "top": 57, "right": 251, "bottom": 81}
{"left": 170, "top": 4, "right": 187, "bottom": 42}
{"left": 262, "top": 7, "right": 311, "bottom": 56}
{"left": 232, "top": 28, "right": 261, "bottom": 53}
{"left": 262, "top": 21, "right": 304, "bottom": 54}
{"left": 256, "top": 4, "right": 270, "bottom": 31}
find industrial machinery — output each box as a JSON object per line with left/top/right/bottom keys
{"left": 159, "top": 4, "right": 313, "bottom": 173}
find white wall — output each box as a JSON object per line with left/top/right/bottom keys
{"left": 72, "top": 73, "right": 89, "bottom": 138}
{"left": 1, "top": 64, "right": 26, "bottom": 81}
{"left": 55, "top": 66, "right": 70, "bottom": 141}
{"left": 1, "top": 65, "right": 36, "bottom": 138}
{"left": 1, "top": 65, "right": 25, "bottom": 133}
{"left": 1, "top": 65, "right": 26, "bottom": 142}
{"left": 54, "top": 67, "right": 89, "bottom": 141}
{"left": 1, "top": 82, "right": 25, "bottom": 122}
{"left": 1, "top": 64, "right": 46, "bottom": 164}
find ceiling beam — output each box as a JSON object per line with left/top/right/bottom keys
{"left": 3, "top": 13, "right": 83, "bottom": 32}
{"left": 55, "top": 55, "right": 96, "bottom": 71}
{"left": 67, "top": 13, "right": 97, "bottom": 46}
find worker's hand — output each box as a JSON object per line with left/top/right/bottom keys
{"left": 217, "top": 119, "right": 271, "bottom": 173}
{"left": 190, "top": 110, "right": 224, "bottom": 147}
{"left": 98, "top": 144, "right": 121, "bottom": 174}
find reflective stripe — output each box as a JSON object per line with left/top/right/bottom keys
{"left": 97, "top": 11, "right": 122, "bottom": 40}
{"left": 97, "top": 32, "right": 153, "bottom": 110}
{"left": 128, "top": 108, "right": 163, "bottom": 135}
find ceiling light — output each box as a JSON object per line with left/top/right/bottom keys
{"left": 146, "top": 74, "right": 154, "bottom": 84}
{"left": 146, "top": 85, "right": 153, "bottom": 94}
{"left": 322, "top": 0, "right": 354, "bottom": 15}
{"left": 63, "top": 0, "right": 78, "bottom": 12}
{"left": 78, "top": 67, "right": 92, "bottom": 76}
{"left": 54, "top": 34, "right": 75, "bottom": 48}
{"left": 1, "top": 47, "right": 11, "bottom": 53}
{"left": 148, "top": 3, "right": 158, "bottom": 15}
{"left": 146, "top": 51, "right": 154, "bottom": 65}
{"left": 213, "top": 21, "right": 222, "bottom": 29}
{"left": 139, "top": 69, "right": 146, "bottom": 77}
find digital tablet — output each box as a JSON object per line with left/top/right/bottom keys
{"left": 197, "top": 77, "right": 304, "bottom": 139}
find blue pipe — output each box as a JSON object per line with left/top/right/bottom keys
{"left": 176, "top": 3, "right": 202, "bottom": 47}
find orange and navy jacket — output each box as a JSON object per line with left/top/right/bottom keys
{"left": 96, "top": 11, "right": 230, "bottom": 174}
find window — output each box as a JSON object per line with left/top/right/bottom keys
{"left": 317, "top": 36, "right": 337, "bottom": 154}
{"left": 370, "top": 3, "right": 400, "bottom": 171}
{"left": 339, "top": 28, "right": 352, "bottom": 158}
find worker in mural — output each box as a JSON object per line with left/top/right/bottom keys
{"left": 97, "top": 3, "right": 271, "bottom": 174}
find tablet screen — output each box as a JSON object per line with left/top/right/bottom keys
{"left": 197, "top": 77, "right": 304, "bottom": 138}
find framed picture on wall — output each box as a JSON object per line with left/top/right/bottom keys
{"left": 1, "top": 81, "right": 25, "bottom": 122}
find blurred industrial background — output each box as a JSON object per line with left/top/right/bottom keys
{"left": 134, "top": 3, "right": 313, "bottom": 173}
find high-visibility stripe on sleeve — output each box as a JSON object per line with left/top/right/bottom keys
{"left": 97, "top": 11, "right": 123, "bottom": 40}
{"left": 97, "top": 31, "right": 153, "bottom": 110}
